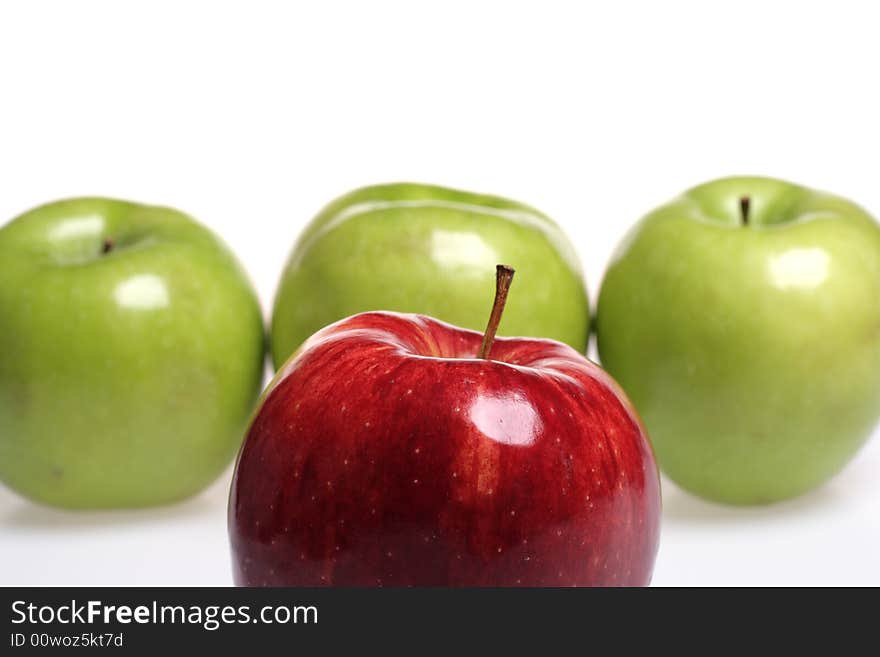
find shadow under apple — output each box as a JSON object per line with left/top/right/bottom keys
{"left": 0, "top": 469, "right": 231, "bottom": 531}
{"left": 659, "top": 474, "right": 848, "bottom": 526}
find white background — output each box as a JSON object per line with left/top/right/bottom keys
{"left": 1, "top": 0, "right": 879, "bottom": 586}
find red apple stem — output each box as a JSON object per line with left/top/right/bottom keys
{"left": 477, "top": 265, "right": 515, "bottom": 360}
{"left": 739, "top": 196, "right": 751, "bottom": 226}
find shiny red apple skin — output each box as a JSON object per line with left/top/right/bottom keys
{"left": 229, "top": 312, "right": 660, "bottom": 586}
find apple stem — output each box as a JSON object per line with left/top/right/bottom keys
{"left": 739, "top": 196, "right": 751, "bottom": 226}
{"left": 477, "top": 265, "right": 515, "bottom": 360}
{"left": 101, "top": 238, "right": 115, "bottom": 254}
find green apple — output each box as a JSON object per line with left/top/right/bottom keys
{"left": 270, "top": 182, "right": 589, "bottom": 367}
{"left": 597, "top": 176, "right": 880, "bottom": 504}
{"left": 0, "top": 198, "right": 265, "bottom": 508}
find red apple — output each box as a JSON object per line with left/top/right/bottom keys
{"left": 229, "top": 267, "right": 660, "bottom": 586}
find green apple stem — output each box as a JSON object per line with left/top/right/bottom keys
{"left": 477, "top": 265, "right": 515, "bottom": 360}
{"left": 101, "top": 238, "right": 115, "bottom": 254}
{"left": 739, "top": 196, "right": 751, "bottom": 226}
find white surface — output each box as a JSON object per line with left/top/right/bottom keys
{"left": 2, "top": 0, "right": 879, "bottom": 586}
